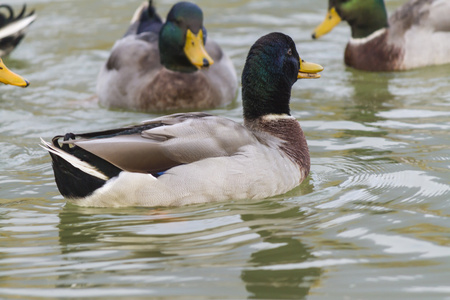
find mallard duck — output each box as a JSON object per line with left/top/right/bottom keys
{"left": 41, "top": 32, "right": 323, "bottom": 207}
{"left": 312, "top": 0, "right": 450, "bottom": 71}
{"left": 0, "top": 57, "right": 29, "bottom": 87}
{"left": 96, "top": 1, "right": 238, "bottom": 112}
{"left": 0, "top": 4, "right": 36, "bottom": 57}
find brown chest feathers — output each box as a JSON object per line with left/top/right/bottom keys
{"left": 249, "top": 116, "right": 311, "bottom": 179}
{"left": 345, "top": 30, "right": 404, "bottom": 71}
{"left": 138, "top": 68, "right": 222, "bottom": 112}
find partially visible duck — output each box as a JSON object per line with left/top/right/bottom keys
{"left": 312, "top": 0, "right": 450, "bottom": 71}
{"left": 0, "top": 57, "right": 29, "bottom": 87}
{"left": 97, "top": 1, "right": 237, "bottom": 112}
{"left": 42, "top": 32, "right": 323, "bottom": 207}
{"left": 0, "top": 4, "right": 36, "bottom": 57}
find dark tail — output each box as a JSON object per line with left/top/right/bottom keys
{"left": 42, "top": 134, "right": 122, "bottom": 199}
{"left": 49, "top": 151, "right": 107, "bottom": 199}
{"left": 136, "top": 0, "right": 163, "bottom": 34}
{"left": 42, "top": 121, "right": 165, "bottom": 198}
{"left": 0, "top": 4, "right": 35, "bottom": 27}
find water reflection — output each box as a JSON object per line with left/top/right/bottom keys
{"left": 346, "top": 68, "right": 395, "bottom": 123}
{"left": 240, "top": 203, "right": 321, "bottom": 299}
{"left": 56, "top": 199, "right": 322, "bottom": 298}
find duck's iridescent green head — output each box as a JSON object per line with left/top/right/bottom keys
{"left": 242, "top": 32, "right": 323, "bottom": 120}
{"left": 312, "top": 0, "right": 388, "bottom": 39}
{"left": 0, "top": 58, "right": 29, "bottom": 87}
{"left": 159, "top": 2, "right": 214, "bottom": 73}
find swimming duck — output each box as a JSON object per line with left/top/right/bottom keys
{"left": 42, "top": 32, "right": 323, "bottom": 207}
{"left": 0, "top": 4, "right": 36, "bottom": 57}
{"left": 312, "top": 0, "right": 450, "bottom": 71}
{"left": 0, "top": 57, "right": 29, "bottom": 87}
{"left": 96, "top": 1, "right": 237, "bottom": 112}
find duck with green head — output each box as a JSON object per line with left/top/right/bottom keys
{"left": 0, "top": 58, "right": 29, "bottom": 87}
{"left": 312, "top": 0, "right": 450, "bottom": 71}
{"left": 97, "top": 1, "right": 237, "bottom": 112}
{"left": 42, "top": 32, "right": 323, "bottom": 207}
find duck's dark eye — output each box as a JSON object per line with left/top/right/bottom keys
{"left": 287, "top": 48, "right": 292, "bottom": 56}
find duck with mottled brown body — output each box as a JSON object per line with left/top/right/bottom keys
{"left": 312, "top": 0, "right": 450, "bottom": 71}
{"left": 42, "top": 32, "right": 323, "bottom": 207}
{"left": 97, "top": 1, "right": 237, "bottom": 112}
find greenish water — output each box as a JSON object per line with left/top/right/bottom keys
{"left": 1, "top": 0, "right": 449, "bottom": 299}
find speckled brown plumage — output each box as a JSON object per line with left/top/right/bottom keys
{"left": 345, "top": 30, "right": 403, "bottom": 71}
{"left": 246, "top": 117, "right": 310, "bottom": 180}
{"left": 138, "top": 68, "right": 221, "bottom": 112}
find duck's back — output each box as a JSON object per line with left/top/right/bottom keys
{"left": 389, "top": 0, "right": 450, "bottom": 69}
{"left": 96, "top": 32, "right": 162, "bottom": 110}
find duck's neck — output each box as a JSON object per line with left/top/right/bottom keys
{"left": 349, "top": 1, "right": 389, "bottom": 38}
{"left": 242, "top": 79, "right": 291, "bottom": 121}
{"left": 158, "top": 48, "right": 198, "bottom": 73}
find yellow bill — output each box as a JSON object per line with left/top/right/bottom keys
{"left": 184, "top": 29, "right": 214, "bottom": 69}
{"left": 298, "top": 59, "right": 324, "bottom": 79}
{"left": 0, "top": 58, "right": 29, "bottom": 87}
{"left": 312, "top": 7, "right": 342, "bottom": 39}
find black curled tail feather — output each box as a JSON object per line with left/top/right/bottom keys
{"left": 137, "top": 0, "right": 163, "bottom": 34}
{"left": 52, "top": 134, "right": 122, "bottom": 179}
{"left": 49, "top": 151, "right": 107, "bottom": 199}
{"left": 0, "top": 4, "right": 35, "bottom": 27}
{"left": 47, "top": 135, "right": 122, "bottom": 199}
{"left": 16, "top": 4, "right": 36, "bottom": 20}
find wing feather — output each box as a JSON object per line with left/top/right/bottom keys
{"left": 69, "top": 114, "right": 257, "bottom": 174}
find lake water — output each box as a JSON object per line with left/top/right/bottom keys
{"left": 1, "top": 0, "right": 449, "bottom": 299}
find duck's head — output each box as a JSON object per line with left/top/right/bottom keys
{"left": 159, "top": 2, "right": 214, "bottom": 73}
{"left": 312, "top": 0, "right": 388, "bottom": 39}
{"left": 242, "top": 32, "right": 323, "bottom": 121}
{"left": 0, "top": 58, "right": 29, "bottom": 87}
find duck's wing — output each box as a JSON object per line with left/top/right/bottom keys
{"left": 97, "top": 27, "right": 160, "bottom": 107}
{"left": 203, "top": 39, "right": 238, "bottom": 103}
{"left": 389, "top": 0, "right": 450, "bottom": 36}
{"left": 43, "top": 113, "right": 257, "bottom": 176}
{"left": 98, "top": 1, "right": 162, "bottom": 105}
{"left": 124, "top": 0, "right": 163, "bottom": 37}
{"left": 427, "top": 0, "right": 450, "bottom": 32}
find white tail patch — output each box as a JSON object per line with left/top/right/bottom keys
{"left": 40, "top": 138, "right": 109, "bottom": 181}
{"left": 0, "top": 14, "right": 37, "bottom": 40}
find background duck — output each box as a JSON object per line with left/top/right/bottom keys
{"left": 0, "top": 57, "right": 29, "bottom": 87}
{"left": 97, "top": 1, "right": 237, "bottom": 113}
{"left": 42, "top": 32, "right": 323, "bottom": 207}
{"left": 0, "top": 4, "right": 36, "bottom": 57}
{"left": 312, "top": 0, "right": 450, "bottom": 71}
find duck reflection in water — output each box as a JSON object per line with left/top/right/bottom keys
{"left": 55, "top": 195, "right": 322, "bottom": 298}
